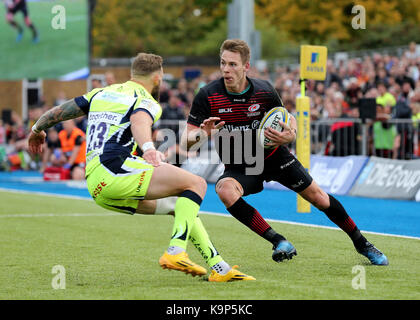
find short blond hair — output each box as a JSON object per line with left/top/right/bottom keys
{"left": 220, "top": 39, "right": 250, "bottom": 64}
{"left": 131, "top": 53, "right": 163, "bottom": 77}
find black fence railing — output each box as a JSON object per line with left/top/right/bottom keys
{"left": 155, "top": 118, "right": 420, "bottom": 160}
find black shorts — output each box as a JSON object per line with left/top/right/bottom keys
{"left": 217, "top": 148, "right": 312, "bottom": 196}
{"left": 8, "top": 1, "right": 28, "bottom": 16}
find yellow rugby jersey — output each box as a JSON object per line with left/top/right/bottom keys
{"left": 75, "top": 80, "right": 162, "bottom": 177}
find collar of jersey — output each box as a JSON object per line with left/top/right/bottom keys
{"left": 226, "top": 82, "right": 251, "bottom": 95}
{"left": 126, "top": 80, "right": 146, "bottom": 90}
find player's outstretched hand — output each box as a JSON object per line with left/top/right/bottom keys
{"left": 28, "top": 131, "right": 47, "bottom": 154}
{"left": 143, "top": 149, "right": 166, "bottom": 167}
{"left": 264, "top": 122, "right": 296, "bottom": 147}
{"left": 200, "top": 117, "right": 225, "bottom": 137}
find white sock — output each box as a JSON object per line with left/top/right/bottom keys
{"left": 167, "top": 246, "right": 185, "bottom": 255}
{"left": 155, "top": 197, "right": 177, "bottom": 215}
{"left": 211, "top": 261, "right": 231, "bottom": 275}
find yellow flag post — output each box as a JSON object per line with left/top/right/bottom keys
{"left": 296, "top": 45, "right": 328, "bottom": 213}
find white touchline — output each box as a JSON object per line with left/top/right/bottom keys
{"left": 0, "top": 213, "right": 120, "bottom": 218}
{"left": 1, "top": 188, "right": 419, "bottom": 241}
{"left": 198, "top": 211, "right": 420, "bottom": 241}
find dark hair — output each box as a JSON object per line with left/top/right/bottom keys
{"left": 376, "top": 80, "right": 388, "bottom": 89}
{"left": 220, "top": 39, "right": 250, "bottom": 64}
{"left": 131, "top": 53, "right": 163, "bottom": 77}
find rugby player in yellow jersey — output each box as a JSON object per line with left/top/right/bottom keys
{"left": 28, "top": 53, "right": 254, "bottom": 282}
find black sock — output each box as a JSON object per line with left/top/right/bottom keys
{"left": 322, "top": 194, "right": 367, "bottom": 249}
{"left": 29, "top": 24, "right": 38, "bottom": 38}
{"left": 350, "top": 228, "right": 368, "bottom": 250}
{"left": 227, "top": 198, "right": 285, "bottom": 245}
{"left": 322, "top": 194, "right": 357, "bottom": 235}
{"left": 263, "top": 227, "right": 286, "bottom": 246}
{"left": 10, "top": 21, "right": 23, "bottom": 33}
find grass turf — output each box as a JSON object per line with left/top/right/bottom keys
{"left": 0, "top": 0, "right": 88, "bottom": 79}
{"left": 0, "top": 190, "right": 419, "bottom": 300}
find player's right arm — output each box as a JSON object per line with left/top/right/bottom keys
{"left": 28, "top": 99, "right": 85, "bottom": 154}
{"left": 29, "top": 88, "right": 101, "bottom": 154}
{"left": 130, "top": 97, "right": 165, "bottom": 167}
{"left": 181, "top": 88, "right": 224, "bottom": 151}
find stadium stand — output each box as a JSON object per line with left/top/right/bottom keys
{"left": 0, "top": 44, "right": 419, "bottom": 179}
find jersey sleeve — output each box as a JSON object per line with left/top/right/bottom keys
{"left": 132, "top": 97, "right": 162, "bottom": 124}
{"left": 187, "top": 88, "right": 211, "bottom": 127}
{"left": 74, "top": 88, "right": 103, "bottom": 115}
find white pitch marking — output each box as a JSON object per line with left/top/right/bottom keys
{"left": 1, "top": 189, "right": 419, "bottom": 240}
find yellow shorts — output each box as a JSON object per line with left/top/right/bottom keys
{"left": 86, "top": 155, "right": 154, "bottom": 214}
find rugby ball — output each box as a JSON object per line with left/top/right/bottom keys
{"left": 257, "top": 107, "right": 290, "bottom": 149}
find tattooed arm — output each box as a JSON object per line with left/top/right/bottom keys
{"left": 28, "top": 99, "right": 85, "bottom": 154}
{"left": 31, "top": 99, "right": 85, "bottom": 133}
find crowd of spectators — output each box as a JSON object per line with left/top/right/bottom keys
{"left": 1, "top": 42, "right": 420, "bottom": 178}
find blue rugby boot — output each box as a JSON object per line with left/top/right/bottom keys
{"left": 357, "top": 241, "right": 389, "bottom": 266}
{"left": 272, "top": 240, "right": 297, "bottom": 262}
{"left": 16, "top": 31, "right": 23, "bottom": 43}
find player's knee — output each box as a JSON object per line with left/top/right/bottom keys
{"left": 303, "top": 187, "right": 329, "bottom": 210}
{"left": 6, "top": 14, "right": 13, "bottom": 22}
{"left": 188, "top": 175, "right": 207, "bottom": 198}
{"left": 216, "top": 181, "right": 240, "bottom": 206}
{"left": 71, "top": 167, "right": 85, "bottom": 180}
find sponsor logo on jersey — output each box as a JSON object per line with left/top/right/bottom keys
{"left": 136, "top": 171, "right": 147, "bottom": 193}
{"left": 96, "top": 91, "right": 137, "bottom": 107}
{"left": 233, "top": 98, "right": 246, "bottom": 102}
{"left": 218, "top": 108, "right": 232, "bottom": 113}
{"left": 92, "top": 181, "right": 107, "bottom": 198}
{"left": 280, "top": 159, "right": 296, "bottom": 170}
{"left": 247, "top": 111, "right": 261, "bottom": 117}
{"left": 248, "top": 104, "right": 260, "bottom": 112}
{"left": 138, "top": 99, "right": 161, "bottom": 119}
{"left": 88, "top": 112, "right": 122, "bottom": 125}
{"left": 251, "top": 120, "right": 260, "bottom": 129}
{"left": 222, "top": 120, "right": 260, "bottom": 131}
{"left": 291, "top": 179, "right": 304, "bottom": 189}
{"left": 223, "top": 124, "right": 250, "bottom": 131}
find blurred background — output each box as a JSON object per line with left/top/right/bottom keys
{"left": 0, "top": 0, "right": 419, "bottom": 200}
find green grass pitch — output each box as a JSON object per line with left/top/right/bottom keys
{"left": 0, "top": 190, "right": 419, "bottom": 300}
{"left": 0, "top": 0, "right": 88, "bottom": 79}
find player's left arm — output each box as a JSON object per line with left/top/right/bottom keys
{"left": 28, "top": 99, "right": 85, "bottom": 154}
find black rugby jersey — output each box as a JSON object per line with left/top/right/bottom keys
{"left": 188, "top": 77, "right": 290, "bottom": 169}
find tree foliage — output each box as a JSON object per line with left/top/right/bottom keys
{"left": 255, "top": 0, "right": 420, "bottom": 51}
{"left": 92, "top": 0, "right": 420, "bottom": 58}
{"left": 92, "top": 0, "right": 228, "bottom": 58}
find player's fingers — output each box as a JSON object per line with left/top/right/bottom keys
{"left": 278, "top": 121, "right": 291, "bottom": 131}
{"left": 264, "top": 127, "right": 280, "bottom": 137}
{"left": 265, "top": 142, "right": 278, "bottom": 147}
{"left": 157, "top": 151, "right": 166, "bottom": 163}
{"left": 214, "top": 121, "right": 225, "bottom": 129}
{"left": 207, "top": 117, "right": 221, "bottom": 122}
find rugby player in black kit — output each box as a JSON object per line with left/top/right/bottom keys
{"left": 5, "top": 0, "right": 39, "bottom": 43}
{"left": 182, "top": 39, "right": 388, "bottom": 266}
